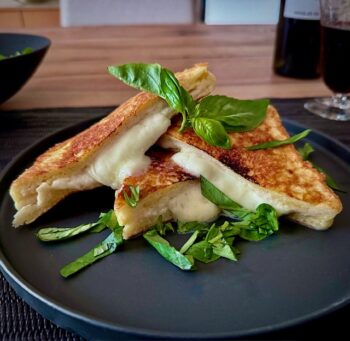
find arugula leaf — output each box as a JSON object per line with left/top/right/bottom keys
{"left": 37, "top": 210, "right": 118, "bottom": 241}
{"left": 60, "top": 226, "right": 123, "bottom": 278}
{"left": 192, "top": 117, "right": 231, "bottom": 149}
{"left": 195, "top": 96, "right": 269, "bottom": 132}
{"left": 298, "top": 143, "right": 346, "bottom": 192}
{"left": 143, "top": 229, "right": 195, "bottom": 270}
{"left": 246, "top": 129, "right": 311, "bottom": 151}
{"left": 123, "top": 185, "right": 140, "bottom": 208}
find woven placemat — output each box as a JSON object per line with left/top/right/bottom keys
{"left": 0, "top": 100, "right": 349, "bottom": 340}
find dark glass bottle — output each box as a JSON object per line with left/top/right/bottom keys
{"left": 273, "top": 0, "right": 321, "bottom": 79}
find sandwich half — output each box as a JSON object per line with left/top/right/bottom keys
{"left": 115, "top": 105, "right": 342, "bottom": 239}
{"left": 10, "top": 64, "right": 215, "bottom": 227}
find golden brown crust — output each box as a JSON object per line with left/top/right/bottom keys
{"left": 165, "top": 105, "right": 342, "bottom": 212}
{"left": 10, "top": 63, "right": 215, "bottom": 226}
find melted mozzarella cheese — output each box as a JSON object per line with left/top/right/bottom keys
{"left": 168, "top": 182, "right": 220, "bottom": 221}
{"left": 160, "top": 136, "right": 301, "bottom": 216}
{"left": 88, "top": 103, "right": 173, "bottom": 189}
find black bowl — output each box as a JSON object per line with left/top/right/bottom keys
{"left": 0, "top": 33, "right": 50, "bottom": 104}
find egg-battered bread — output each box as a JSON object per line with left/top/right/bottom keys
{"left": 116, "top": 106, "right": 342, "bottom": 239}
{"left": 10, "top": 64, "right": 216, "bottom": 227}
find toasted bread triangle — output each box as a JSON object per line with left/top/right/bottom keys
{"left": 10, "top": 64, "right": 215, "bottom": 226}
{"left": 115, "top": 106, "right": 342, "bottom": 239}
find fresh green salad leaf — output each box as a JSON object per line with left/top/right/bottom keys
{"left": 298, "top": 142, "right": 346, "bottom": 192}
{"left": 143, "top": 229, "right": 195, "bottom": 270}
{"left": 123, "top": 185, "right": 140, "bottom": 208}
{"left": 194, "top": 96, "right": 269, "bottom": 132}
{"left": 247, "top": 129, "right": 311, "bottom": 151}
{"left": 0, "top": 47, "right": 33, "bottom": 61}
{"left": 36, "top": 210, "right": 118, "bottom": 241}
{"left": 108, "top": 63, "right": 269, "bottom": 149}
{"left": 60, "top": 226, "right": 123, "bottom": 278}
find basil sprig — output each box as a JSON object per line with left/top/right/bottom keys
{"left": 246, "top": 129, "right": 311, "bottom": 151}
{"left": 108, "top": 63, "right": 269, "bottom": 149}
{"left": 298, "top": 143, "right": 345, "bottom": 192}
{"left": 123, "top": 185, "right": 140, "bottom": 208}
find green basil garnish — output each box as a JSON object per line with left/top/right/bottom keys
{"left": 143, "top": 229, "right": 195, "bottom": 270}
{"left": 246, "top": 129, "right": 311, "bottom": 151}
{"left": 108, "top": 63, "right": 269, "bottom": 149}
{"left": 60, "top": 225, "right": 124, "bottom": 278}
{"left": 123, "top": 185, "right": 140, "bottom": 208}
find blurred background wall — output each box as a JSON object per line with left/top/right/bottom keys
{"left": 0, "top": 0, "right": 280, "bottom": 28}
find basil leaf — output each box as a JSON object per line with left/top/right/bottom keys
{"left": 195, "top": 96, "right": 269, "bottom": 132}
{"left": 153, "top": 217, "right": 174, "bottom": 236}
{"left": 108, "top": 63, "right": 193, "bottom": 129}
{"left": 312, "top": 164, "right": 346, "bottom": 193}
{"left": 212, "top": 239, "right": 237, "bottom": 261}
{"left": 232, "top": 203, "right": 279, "bottom": 242}
{"left": 37, "top": 210, "right": 118, "bottom": 241}
{"left": 298, "top": 142, "right": 315, "bottom": 160}
{"left": 246, "top": 129, "right": 311, "bottom": 151}
{"left": 192, "top": 117, "right": 231, "bottom": 149}
{"left": 60, "top": 226, "right": 123, "bottom": 278}
{"left": 143, "top": 229, "right": 195, "bottom": 270}
{"left": 123, "top": 185, "right": 140, "bottom": 208}
{"left": 177, "top": 221, "right": 208, "bottom": 234}
{"left": 179, "top": 230, "right": 199, "bottom": 254}
{"left": 298, "top": 143, "right": 345, "bottom": 192}
{"left": 186, "top": 240, "right": 220, "bottom": 263}
{"left": 37, "top": 223, "right": 99, "bottom": 242}
{"left": 200, "top": 175, "right": 242, "bottom": 210}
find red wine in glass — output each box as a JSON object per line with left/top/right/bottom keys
{"left": 305, "top": 0, "right": 350, "bottom": 121}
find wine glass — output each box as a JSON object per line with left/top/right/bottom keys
{"left": 305, "top": 0, "right": 350, "bottom": 120}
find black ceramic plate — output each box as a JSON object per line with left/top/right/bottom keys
{"left": 0, "top": 119, "right": 349, "bottom": 340}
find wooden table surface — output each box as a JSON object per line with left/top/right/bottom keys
{"left": 0, "top": 24, "right": 331, "bottom": 110}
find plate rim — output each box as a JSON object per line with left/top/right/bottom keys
{"left": 0, "top": 117, "right": 350, "bottom": 339}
